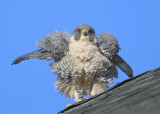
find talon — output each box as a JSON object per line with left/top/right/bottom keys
{"left": 76, "top": 98, "right": 82, "bottom": 102}
{"left": 65, "top": 104, "right": 72, "bottom": 107}
{"left": 65, "top": 96, "right": 87, "bottom": 108}
{"left": 81, "top": 96, "right": 87, "bottom": 100}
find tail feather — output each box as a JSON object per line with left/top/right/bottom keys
{"left": 113, "top": 55, "right": 133, "bottom": 78}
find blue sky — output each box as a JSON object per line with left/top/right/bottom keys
{"left": 1, "top": 0, "right": 160, "bottom": 114}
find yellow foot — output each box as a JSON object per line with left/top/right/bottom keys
{"left": 80, "top": 96, "right": 87, "bottom": 100}
{"left": 65, "top": 104, "right": 72, "bottom": 107}
{"left": 65, "top": 96, "right": 87, "bottom": 108}
{"left": 76, "top": 98, "right": 82, "bottom": 102}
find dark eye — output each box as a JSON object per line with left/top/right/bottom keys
{"left": 77, "top": 29, "right": 81, "bottom": 33}
{"left": 89, "top": 29, "right": 94, "bottom": 33}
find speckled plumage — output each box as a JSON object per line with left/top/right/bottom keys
{"left": 12, "top": 24, "right": 133, "bottom": 99}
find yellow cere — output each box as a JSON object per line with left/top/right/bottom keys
{"left": 81, "top": 29, "right": 88, "bottom": 36}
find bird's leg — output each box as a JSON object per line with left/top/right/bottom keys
{"left": 75, "top": 97, "right": 82, "bottom": 102}
{"left": 75, "top": 96, "right": 87, "bottom": 102}
{"left": 65, "top": 97, "right": 80, "bottom": 108}
{"left": 65, "top": 93, "right": 79, "bottom": 108}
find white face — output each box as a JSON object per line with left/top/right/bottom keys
{"left": 80, "top": 32, "right": 90, "bottom": 41}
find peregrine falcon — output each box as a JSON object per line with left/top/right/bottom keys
{"left": 12, "top": 24, "right": 133, "bottom": 100}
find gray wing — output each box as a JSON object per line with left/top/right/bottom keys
{"left": 11, "top": 31, "right": 71, "bottom": 65}
{"left": 97, "top": 32, "right": 120, "bottom": 59}
{"left": 97, "top": 32, "right": 133, "bottom": 78}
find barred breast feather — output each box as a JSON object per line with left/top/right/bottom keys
{"left": 51, "top": 35, "right": 118, "bottom": 98}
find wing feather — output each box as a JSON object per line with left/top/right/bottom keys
{"left": 97, "top": 32, "right": 133, "bottom": 78}
{"left": 97, "top": 32, "right": 119, "bottom": 59}
{"left": 11, "top": 31, "right": 71, "bottom": 65}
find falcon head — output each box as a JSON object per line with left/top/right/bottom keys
{"left": 72, "top": 24, "right": 96, "bottom": 42}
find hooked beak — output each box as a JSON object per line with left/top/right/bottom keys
{"left": 81, "top": 29, "right": 88, "bottom": 36}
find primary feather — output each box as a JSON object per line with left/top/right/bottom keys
{"left": 12, "top": 31, "right": 71, "bottom": 65}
